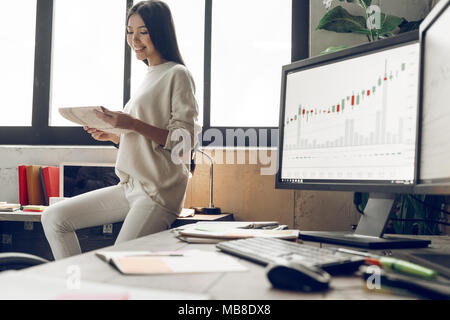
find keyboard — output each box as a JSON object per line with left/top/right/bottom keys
{"left": 216, "top": 237, "right": 366, "bottom": 274}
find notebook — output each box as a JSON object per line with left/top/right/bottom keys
{"left": 96, "top": 250, "right": 247, "bottom": 275}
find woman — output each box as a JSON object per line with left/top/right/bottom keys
{"left": 42, "top": 0, "right": 199, "bottom": 260}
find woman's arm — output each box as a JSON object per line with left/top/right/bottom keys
{"left": 94, "top": 107, "right": 168, "bottom": 146}
{"left": 132, "top": 118, "right": 169, "bottom": 146}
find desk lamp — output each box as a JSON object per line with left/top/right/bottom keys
{"left": 192, "top": 149, "right": 221, "bottom": 215}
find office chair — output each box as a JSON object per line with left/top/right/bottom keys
{"left": 0, "top": 252, "right": 49, "bottom": 272}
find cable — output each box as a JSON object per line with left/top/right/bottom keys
{"left": 356, "top": 206, "right": 364, "bottom": 215}
{"left": 353, "top": 192, "right": 365, "bottom": 215}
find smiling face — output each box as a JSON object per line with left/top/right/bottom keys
{"left": 126, "top": 14, "right": 165, "bottom": 65}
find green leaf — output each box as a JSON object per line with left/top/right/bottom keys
{"left": 357, "top": 0, "right": 372, "bottom": 8}
{"left": 403, "top": 196, "right": 416, "bottom": 234}
{"left": 339, "top": 0, "right": 371, "bottom": 8}
{"left": 378, "top": 13, "right": 404, "bottom": 34}
{"left": 390, "top": 197, "right": 402, "bottom": 234}
{"left": 360, "top": 192, "right": 369, "bottom": 210}
{"left": 320, "top": 45, "right": 348, "bottom": 55}
{"left": 316, "top": 6, "right": 368, "bottom": 34}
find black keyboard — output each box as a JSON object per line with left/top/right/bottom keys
{"left": 216, "top": 237, "right": 366, "bottom": 274}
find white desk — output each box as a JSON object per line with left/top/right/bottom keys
{"left": 2, "top": 230, "right": 447, "bottom": 300}
{"left": 0, "top": 211, "right": 234, "bottom": 224}
{"left": 0, "top": 211, "right": 234, "bottom": 261}
{"left": 0, "top": 211, "right": 42, "bottom": 222}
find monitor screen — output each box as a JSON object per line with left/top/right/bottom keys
{"left": 59, "top": 162, "right": 119, "bottom": 198}
{"left": 276, "top": 32, "right": 420, "bottom": 193}
{"left": 416, "top": 1, "right": 450, "bottom": 193}
{"left": 274, "top": 32, "right": 435, "bottom": 249}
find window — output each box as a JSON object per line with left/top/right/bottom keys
{"left": 210, "top": 0, "right": 291, "bottom": 127}
{"left": 130, "top": 0, "right": 205, "bottom": 124}
{"left": 0, "top": 0, "right": 37, "bottom": 126}
{"left": 50, "top": 0, "right": 126, "bottom": 126}
{"left": 0, "top": 0, "right": 308, "bottom": 146}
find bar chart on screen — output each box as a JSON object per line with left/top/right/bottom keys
{"left": 282, "top": 43, "right": 420, "bottom": 182}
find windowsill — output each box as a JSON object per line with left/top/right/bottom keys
{"left": 201, "top": 146, "right": 277, "bottom": 151}
{"left": 0, "top": 145, "right": 277, "bottom": 151}
{"left": 0, "top": 145, "right": 116, "bottom": 149}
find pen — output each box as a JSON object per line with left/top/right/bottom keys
{"left": 141, "top": 254, "right": 184, "bottom": 257}
{"left": 336, "top": 248, "right": 438, "bottom": 280}
{"left": 367, "top": 257, "right": 437, "bottom": 280}
{"left": 336, "top": 248, "right": 375, "bottom": 258}
{"left": 247, "top": 222, "right": 279, "bottom": 229}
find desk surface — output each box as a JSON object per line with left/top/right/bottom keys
{"left": 2, "top": 230, "right": 448, "bottom": 300}
{"left": 0, "top": 211, "right": 42, "bottom": 222}
{"left": 0, "top": 211, "right": 234, "bottom": 224}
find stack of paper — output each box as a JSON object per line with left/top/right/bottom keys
{"left": 179, "top": 208, "right": 195, "bottom": 218}
{"left": 58, "top": 106, "right": 132, "bottom": 135}
{"left": 174, "top": 221, "right": 299, "bottom": 244}
{"left": 22, "top": 205, "right": 48, "bottom": 212}
{"left": 0, "top": 203, "right": 21, "bottom": 212}
{"left": 173, "top": 221, "right": 281, "bottom": 231}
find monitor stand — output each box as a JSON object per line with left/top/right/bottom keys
{"left": 299, "top": 193, "right": 431, "bottom": 249}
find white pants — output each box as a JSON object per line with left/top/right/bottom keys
{"left": 41, "top": 178, "right": 178, "bottom": 260}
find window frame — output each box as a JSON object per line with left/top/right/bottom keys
{"left": 0, "top": 0, "right": 309, "bottom": 147}
{"left": 203, "top": 0, "right": 309, "bottom": 147}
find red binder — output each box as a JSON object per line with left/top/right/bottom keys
{"left": 41, "top": 166, "right": 60, "bottom": 205}
{"left": 18, "top": 165, "right": 29, "bottom": 205}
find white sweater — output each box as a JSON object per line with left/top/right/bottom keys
{"left": 115, "top": 61, "right": 200, "bottom": 214}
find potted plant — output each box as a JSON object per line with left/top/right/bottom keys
{"left": 316, "top": 0, "right": 424, "bottom": 54}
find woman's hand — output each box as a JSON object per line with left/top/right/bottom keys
{"left": 94, "top": 107, "right": 136, "bottom": 131}
{"left": 93, "top": 106, "right": 170, "bottom": 146}
{"left": 83, "top": 126, "right": 120, "bottom": 144}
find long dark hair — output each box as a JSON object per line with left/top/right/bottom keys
{"left": 127, "top": 0, "right": 185, "bottom": 66}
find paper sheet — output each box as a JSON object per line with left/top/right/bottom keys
{"left": 110, "top": 250, "right": 248, "bottom": 275}
{"left": 58, "top": 106, "right": 132, "bottom": 135}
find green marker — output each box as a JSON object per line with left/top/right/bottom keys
{"left": 337, "top": 248, "right": 438, "bottom": 280}
{"left": 379, "top": 257, "right": 437, "bottom": 280}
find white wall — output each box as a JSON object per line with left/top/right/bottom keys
{"left": 0, "top": 145, "right": 117, "bottom": 203}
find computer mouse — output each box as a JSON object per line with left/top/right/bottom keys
{"left": 266, "top": 262, "right": 331, "bottom": 292}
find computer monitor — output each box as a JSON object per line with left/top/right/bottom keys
{"left": 415, "top": 0, "right": 450, "bottom": 195}
{"left": 276, "top": 31, "right": 431, "bottom": 249}
{"left": 59, "top": 162, "right": 119, "bottom": 198}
